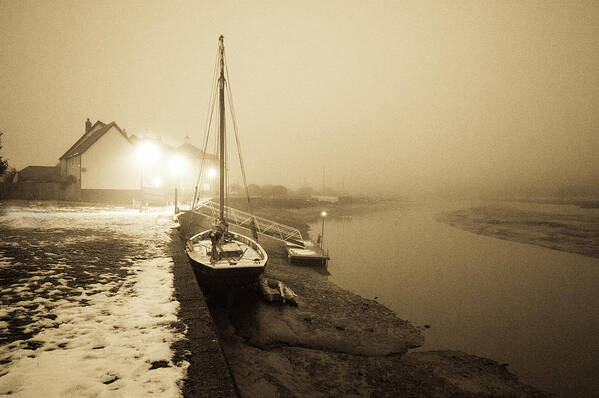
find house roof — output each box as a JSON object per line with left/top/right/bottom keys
{"left": 177, "top": 142, "right": 218, "bottom": 161}
{"left": 60, "top": 120, "right": 215, "bottom": 162}
{"left": 129, "top": 135, "right": 217, "bottom": 161}
{"left": 17, "top": 166, "right": 61, "bottom": 182}
{"left": 129, "top": 134, "right": 177, "bottom": 157}
{"left": 59, "top": 121, "right": 128, "bottom": 160}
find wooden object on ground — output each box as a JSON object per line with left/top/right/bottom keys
{"left": 258, "top": 277, "right": 298, "bottom": 305}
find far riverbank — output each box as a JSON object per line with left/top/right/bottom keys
{"left": 231, "top": 197, "right": 406, "bottom": 238}
{"left": 438, "top": 203, "right": 599, "bottom": 259}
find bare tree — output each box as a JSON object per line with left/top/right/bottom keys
{"left": 272, "top": 185, "right": 288, "bottom": 199}
{"left": 0, "top": 132, "right": 8, "bottom": 176}
{"left": 248, "top": 184, "right": 261, "bottom": 197}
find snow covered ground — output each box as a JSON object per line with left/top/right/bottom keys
{"left": 0, "top": 203, "right": 188, "bottom": 397}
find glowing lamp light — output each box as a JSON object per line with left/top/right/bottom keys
{"left": 207, "top": 167, "right": 217, "bottom": 179}
{"left": 136, "top": 141, "right": 161, "bottom": 164}
{"left": 319, "top": 210, "right": 327, "bottom": 248}
{"left": 152, "top": 177, "right": 162, "bottom": 188}
{"left": 168, "top": 154, "right": 187, "bottom": 175}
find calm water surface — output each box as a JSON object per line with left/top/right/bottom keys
{"left": 311, "top": 202, "right": 599, "bottom": 397}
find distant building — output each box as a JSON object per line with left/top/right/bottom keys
{"left": 175, "top": 136, "right": 218, "bottom": 188}
{"left": 311, "top": 195, "right": 339, "bottom": 203}
{"left": 57, "top": 119, "right": 216, "bottom": 202}
{"left": 126, "top": 134, "right": 217, "bottom": 191}
{"left": 15, "top": 166, "right": 61, "bottom": 183}
{"left": 59, "top": 119, "right": 139, "bottom": 191}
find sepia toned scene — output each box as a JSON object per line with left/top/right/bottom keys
{"left": 1, "top": 1, "right": 598, "bottom": 397}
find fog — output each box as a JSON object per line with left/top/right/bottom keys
{"left": 1, "top": 0, "right": 597, "bottom": 197}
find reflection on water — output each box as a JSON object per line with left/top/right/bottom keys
{"left": 312, "top": 202, "right": 599, "bottom": 398}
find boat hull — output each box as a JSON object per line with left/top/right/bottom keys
{"left": 189, "top": 260, "right": 265, "bottom": 288}
{"left": 185, "top": 230, "right": 267, "bottom": 288}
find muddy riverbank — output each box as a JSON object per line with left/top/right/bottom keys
{"left": 178, "top": 209, "right": 550, "bottom": 397}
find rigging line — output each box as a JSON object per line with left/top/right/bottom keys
{"left": 214, "top": 88, "right": 221, "bottom": 222}
{"left": 195, "top": 96, "right": 216, "bottom": 207}
{"left": 224, "top": 54, "right": 254, "bottom": 216}
{"left": 200, "top": 49, "right": 220, "bottom": 193}
{"left": 193, "top": 46, "right": 220, "bottom": 208}
{"left": 223, "top": 68, "right": 229, "bottom": 220}
{"left": 194, "top": 49, "right": 219, "bottom": 207}
{"left": 225, "top": 119, "right": 229, "bottom": 221}
{"left": 193, "top": 52, "right": 217, "bottom": 208}
{"left": 224, "top": 54, "right": 259, "bottom": 240}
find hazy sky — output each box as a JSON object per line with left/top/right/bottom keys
{"left": 1, "top": 0, "right": 598, "bottom": 196}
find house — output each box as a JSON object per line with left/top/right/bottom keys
{"left": 58, "top": 118, "right": 217, "bottom": 203}
{"left": 16, "top": 166, "right": 61, "bottom": 183}
{"left": 175, "top": 136, "right": 218, "bottom": 187}
{"left": 126, "top": 134, "right": 217, "bottom": 191}
{"left": 177, "top": 136, "right": 218, "bottom": 163}
{"left": 59, "top": 119, "right": 140, "bottom": 202}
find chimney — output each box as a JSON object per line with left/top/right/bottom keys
{"left": 85, "top": 118, "right": 92, "bottom": 133}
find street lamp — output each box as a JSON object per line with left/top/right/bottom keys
{"left": 169, "top": 154, "right": 188, "bottom": 214}
{"left": 203, "top": 166, "right": 217, "bottom": 196}
{"left": 136, "top": 141, "right": 161, "bottom": 212}
{"left": 136, "top": 141, "right": 161, "bottom": 165}
{"left": 207, "top": 167, "right": 217, "bottom": 179}
{"left": 320, "top": 211, "right": 327, "bottom": 248}
{"left": 168, "top": 154, "right": 187, "bottom": 176}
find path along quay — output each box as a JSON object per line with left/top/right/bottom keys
{"left": 0, "top": 202, "right": 550, "bottom": 397}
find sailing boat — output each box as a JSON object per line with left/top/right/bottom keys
{"left": 185, "top": 36, "right": 267, "bottom": 286}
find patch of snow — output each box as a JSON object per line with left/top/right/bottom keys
{"left": 0, "top": 206, "right": 187, "bottom": 397}
{"left": 0, "top": 257, "right": 187, "bottom": 397}
{"left": 0, "top": 258, "right": 15, "bottom": 268}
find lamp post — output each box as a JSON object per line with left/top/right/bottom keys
{"left": 207, "top": 167, "right": 217, "bottom": 196}
{"left": 320, "top": 211, "right": 327, "bottom": 248}
{"left": 169, "top": 154, "right": 187, "bottom": 214}
{"left": 136, "top": 141, "right": 161, "bottom": 213}
{"left": 139, "top": 165, "right": 144, "bottom": 213}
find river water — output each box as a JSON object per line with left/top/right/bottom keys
{"left": 310, "top": 202, "right": 599, "bottom": 397}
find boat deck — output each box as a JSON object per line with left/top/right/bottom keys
{"left": 187, "top": 239, "right": 264, "bottom": 269}
{"left": 186, "top": 229, "right": 267, "bottom": 272}
{"left": 286, "top": 242, "right": 329, "bottom": 265}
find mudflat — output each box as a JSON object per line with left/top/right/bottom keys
{"left": 438, "top": 205, "right": 599, "bottom": 259}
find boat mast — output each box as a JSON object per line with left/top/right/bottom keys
{"left": 218, "top": 35, "right": 226, "bottom": 224}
